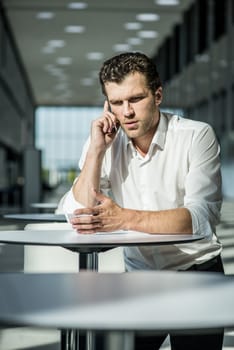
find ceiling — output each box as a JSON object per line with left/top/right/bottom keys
{"left": 2, "top": 0, "right": 193, "bottom": 106}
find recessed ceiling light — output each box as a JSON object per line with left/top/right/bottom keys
{"left": 138, "top": 30, "right": 159, "bottom": 39}
{"left": 41, "top": 46, "right": 55, "bottom": 54}
{"left": 113, "top": 44, "right": 131, "bottom": 52}
{"left": 68, "top": 2, "right": 88, "bottom": 10}
{"left": 124, "top": 22, "right": 142, "bottom": 30}
{"left": 136, "top": 13, "right": 160, "bottom": 21}
{"left": 86, "top": 52, "right": 104, "bottom": 60}
{"left": 56, "top": 57, "right": 73, "bottom": 65}
{"left": 36, "top": 12, "right": 54, "bottom": 20}
{"left": 127, "top": 37, "right": 142, "bottom": 45}
{"left": 51, "top": 70, "right": 64, "bottom": 77}
{"left": 47, "top": 40, "right": 65, "bottom": 48}
{"left": 155, "top": 0, "right": 179, "bottom": 5}
{"left": 44, "top": 65, "right": 64, "bottom": 77}
{"left": 65, "top": 25, "right": 85, "bottom": 33}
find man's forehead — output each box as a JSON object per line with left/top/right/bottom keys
{"left": 105, "top": 73, "right": 148, "bottom": 100}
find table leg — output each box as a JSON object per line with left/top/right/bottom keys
{"left": 79, "top": 251, "right": 99, "bottom": 270}
{"left": 82, "top": 251, "right": 98, "bottom": 350}
{"left": 66, "top": 251, "right": 98, "bottom": 350}
{"left": 60, "top": 251, "right": 98, "bottom": 350}
{"left": 61, "top": 329, "right": 77, "bottom": 350}
{"left": 105, "top": 331, "right": 135, "bottom": 350}
{"left": 86, "top": 330, "right": 96, "bottom": 350}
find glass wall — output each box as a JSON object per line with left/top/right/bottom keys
{"left": 35, "top": 106, "right": 102, "bottom": 187}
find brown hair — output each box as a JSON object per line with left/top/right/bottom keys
{"left": 99, "top": 52, "right": 162, "bottom": 95}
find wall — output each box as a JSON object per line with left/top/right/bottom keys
{"left": 0, "top": 3, "right": 35, "bottom": 212}
{"left": 153, "top": 0, "right": 234, "bottom": 199}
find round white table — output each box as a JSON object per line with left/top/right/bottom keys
{"left": 3, "top": 213, "right": 66, "bottom": 222}
{"left": 0, "top": 229, "right": 203, "bottom": 249}
{"left": 0, "top": 229, "right": 203, "bottom": 350}
{"left": 31, "top": 202, "right": 58, "bottom": 209}
{"left": 0, "top": 229, "right": 203, "bottom": 269}
{"left": 0, "top": 271, "right": 233, "bottom": 350}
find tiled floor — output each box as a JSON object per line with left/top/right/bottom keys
{"left": 0, "top": 198, "right": 233, "bottom": 349}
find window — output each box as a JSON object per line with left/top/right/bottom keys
{"left": 35, "top": 106, "right": 102, "bottom": 185}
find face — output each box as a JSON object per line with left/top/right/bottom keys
{"left": 105, "top": 72, "right": 162, "bottom": 142}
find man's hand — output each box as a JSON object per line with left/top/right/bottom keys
{"left": 90, "top": 101, "right": 119, "bottom": 153}
{"left": 70, "top": 189, "right": 125, "bottom": 234}
{"left": 70, "top": 191, "right": 193, "bottom": 235}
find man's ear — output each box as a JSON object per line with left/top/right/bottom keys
{"left": 155, "top": 86, "right": 163, "bottom": 106}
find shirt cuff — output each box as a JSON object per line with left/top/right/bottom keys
{"left": 59, "top": 188, "right": 84, "bottom": 216}
{"left": 187, "top": 206, "right": 213, "bottom": 237}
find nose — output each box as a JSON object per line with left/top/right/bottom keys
{"left": 123, "top": 101, "right": 134, "bottom": 117}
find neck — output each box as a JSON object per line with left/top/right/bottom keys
{"left": 132, "top": 118, "right": 159, "bottom": 157}
{"left": 133, "top": 142, "right": 148, "bottom": 157}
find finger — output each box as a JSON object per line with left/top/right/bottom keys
{"left": 73, "top": 222, "right": 102, "bottom": 229}
{"left": 76, "top": 229, "right": 100, "bottom": 234}
{"left": 73, "top": 207, "right": 96, "bottom": 216}
{"left": 93, "top": 115, "right": 112, "bottom": 135}
{"left": 103, "top": 115, "right": 118, "bottom": 134}
{"left": 77, "top": 229, "right": 111, "bottom": 234}
{"left": 73, "top": 221, "right": 103, "bottom": 233}
{"left": 98, "top": 114, "right": 112, "bottom": 134}
{"left": 108, "top": 113, "right": 118, "bottom": 133}
{"left": 103, "top": 100, "right": 109, "bottom": 112}
{"left": 71, "top": 214, "right": 99, "bottom": 224}
{"left": 77, "top": 224, "right": 115, "bottom": 234}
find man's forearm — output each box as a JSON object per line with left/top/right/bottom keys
{"left": 70, "top": 191, "right": 193, "bottom": 234}
{"left": 122, "top": 207, "right": 193, "bottom": 234}
{"left": 72, "top": 149, "right": 105, "bottom": 207}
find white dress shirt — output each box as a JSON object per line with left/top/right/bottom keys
{"left": 59, "top": 112, "right": 222, "bottom": 270}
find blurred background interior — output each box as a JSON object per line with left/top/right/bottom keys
{"left": 0, "top": 1, "right": 234, "bottom": 349}
{"left": 0, "top": 0, "right": 234, "bottom": 214}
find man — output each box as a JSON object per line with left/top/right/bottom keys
{"left": 59, "top": 52, "right": 224, "bottom": 349}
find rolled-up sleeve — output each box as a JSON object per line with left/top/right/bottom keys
{"left": 56, "top": 185, "right": 84, "bottom": 215}
{"left": 184, "top": 124, "right": 222, "bottom": 236}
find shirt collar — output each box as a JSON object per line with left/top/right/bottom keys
{"left": 152, "top": 111, "right": 168, "bottom": 150}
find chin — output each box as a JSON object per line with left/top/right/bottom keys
{"left": 124, "top": 129, "right": 139, "bottom": 138}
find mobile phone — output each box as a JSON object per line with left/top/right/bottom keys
{"left": 107, "top": 100, "right": 112, "bottom": 113}
{"left": 107, "top": 100, "right": 119, "bottom": 133}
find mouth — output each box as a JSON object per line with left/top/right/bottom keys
{"left": 124, "top": 121, "right": 138, "bottom": 129}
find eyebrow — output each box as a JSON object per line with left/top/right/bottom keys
{"left": 110, "top": 92, "right": 147, "bottom": 104}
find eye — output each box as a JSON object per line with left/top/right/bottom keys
{"left": 129, "top": 96, "right": 145, "bottom": 103}
{"left": 111, "top": 100, "right": 122, "bottom": 106}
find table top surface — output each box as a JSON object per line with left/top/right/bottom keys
{"left": 3, "top": 213, "right": 66, "bottom": 222}
{"left": 0, "top": 229, "right": 203, "bottom": 251}
{"left": 0, "top": 271, "right": 233, "bottom": 332}
{"left": 30, "top": 203, "right": 58, "bottom": 209}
